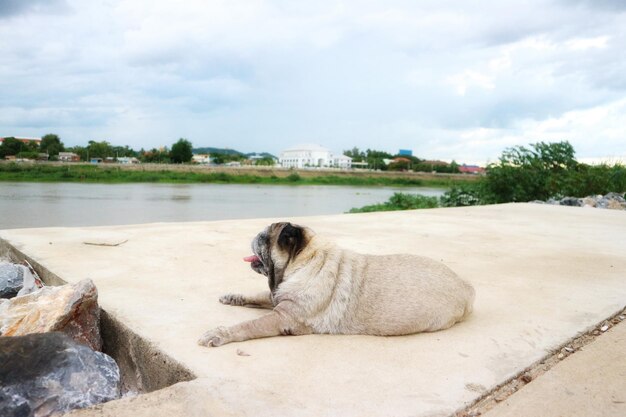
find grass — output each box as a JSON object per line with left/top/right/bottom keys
{"left": 0, "top": 163, "right": 468, "bottom": 188}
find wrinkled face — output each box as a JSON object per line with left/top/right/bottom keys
{"left": 245, "top": 222, "right": 307, "bottom": 294}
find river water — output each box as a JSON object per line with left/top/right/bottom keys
{"left": 0, "top": 182, "right": 445, "bottom": 230}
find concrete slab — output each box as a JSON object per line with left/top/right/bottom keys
{"left": 1, "top": 203, "right": 625, "bottom": 417}
{"left": 485, "top": 320, "right": 626, "bottom": 417}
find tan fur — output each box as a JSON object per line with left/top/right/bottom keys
{"left": 198, "top": 224, "right": 475, "bottom": 347}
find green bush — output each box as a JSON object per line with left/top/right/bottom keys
{"left": 440, "top": 183, "right": 487, "bottom": 207}
{"left": 286, "top": 173, "right": 301, "bottom": 182}
{"left": 349, "top": 193, "right": 439, "bottom": 213}
{"left": 441, "top": 141, "right": 626, "bottom": 206}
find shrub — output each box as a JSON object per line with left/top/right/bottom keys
{"left": 349, "top": 193, "right": 439, "bottom": 213}
{"left": 440, "top": 184, "right": 487, "bottom": 207}
{"left": 286, "top": 173, "right": 301, "bottom": 182}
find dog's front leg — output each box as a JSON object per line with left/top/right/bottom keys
{"left": 198, "top": 307, "right": 310, "bottom": 347}
{"left": 219, "top": 291, "right": 273, "bottom": 309}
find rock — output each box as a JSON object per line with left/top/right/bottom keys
{"left": 557, "top": 353, "right": 565, "bottom": 359}
{"left": 604, "top": 192, "right": 626, "bottom": 203}
{"left": 539, "top": 194, "right": 626, "bottom": 210}
{"left": 520, "top": 372, "right": 532, "bottom": 383}
{"left": 0, "top": 263, "right": 27, "bottom": 299}
{"left": 559, "top": 197, "right": 582, "bottom": 207}
{"left": 607, "top": 199, "right": 626, "bottom": 210}
{"left": 596, "top": 197, "right": 610, "bottom": 209}
{"left": 0, "top": 279, "right": 102, "bottom": 351}
{"left": 600, "top": 324, "right": 609, "bottom": 332}
{"left": 582, "top": 197, "right": 597, "bottom": 207}
{"left": 0, "top": 332, "right": 120, "bottom": 417}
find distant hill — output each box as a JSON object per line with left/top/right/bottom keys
{"left": 192, "top": 147, "right": 244, "bottom": 156}
{"left": 193, "top": 147, "right": 277, "bottom": 159}
{"left": 246, "top": 152, "right": 278, "bottom": 159}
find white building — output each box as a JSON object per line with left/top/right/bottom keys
{"left": 192, "top": 154, "right": 212, "bottom": 164}
{"left": 279, "top": 144, "right": 352, "bottom": 169}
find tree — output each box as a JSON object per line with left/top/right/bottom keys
{"left": 388, "top": 160, "right": 410, "bottom": 171}
{"left": 65, "top": 146, "right": 88, "bottom": 161}
{"left": 141, "top": 147, "right": 170, "bottom": 163}
{"left": 255, "top": 157, "right": 276, "bottom": 166}
{"left": 365, "top": 149, "right": 393, "bottom": 171}
{"left": 485, "top": 141, "right": 578, "bottom": 202}
{"left": 0, "top": 137, "right": 26, "bottom": 158}
{"left": 169, "top": 138, "right": 193, "bottom": 163}
{"left": 86, "top": 140, "right": 114, "bottom": 159}
{"left": 40, "top": 133, "right": 65, "bottom": 157}
{"left": 112, "top": 145, "right": 138, "bottom": 158}
{"left": 344, "top": 147, "right": 365, "bottom": 162}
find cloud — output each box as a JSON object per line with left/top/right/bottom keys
{"left": 0, "top": 0, "right": 67, "bottom": 18}
{"left": 0, "top": 0, "right": 625, "bottom": 163}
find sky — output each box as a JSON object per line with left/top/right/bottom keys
{"left": 1, "top": 0, "right": 625, "bottom": 164}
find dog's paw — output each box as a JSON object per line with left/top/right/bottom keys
{"left": 219, "top": 293, "right": 245, "bottom": 306}
{"left": 198, "top": 326, "right": 231, "bottom": 347}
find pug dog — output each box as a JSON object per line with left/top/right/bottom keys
{"left": 198, "top": 222, "right": 475, "bottom": 347}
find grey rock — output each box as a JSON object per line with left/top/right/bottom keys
{"left": 559, "top": 197, "right": 582, "bottom": 207}
{"left": 0, "top": 263, "right": 25, "bottom": 299}
{"left": 0, "top": 332, "right": 121, "bottom": 417}
{"left": 604, "top": 192, "right": 625, "bottom": 203}
{"left": 596, "top": 198, "right": 610, "bottom": 209}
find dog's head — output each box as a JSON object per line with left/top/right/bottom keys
{"left": 245, "top": 222, "right": 309, "bottom": 294}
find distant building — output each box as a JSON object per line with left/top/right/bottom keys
{"left": 90, "top": 158, "right": 103, "bottom": 164}
{"left": 458, "top": 164, "right": 486, "bottom": 174}
{"left": 117, "top": 157, "right": 139, "bottom": 164}
{"left": 332, "top": 154, "right": 352, "bottom": 169}
{"left": 192, "top": 154, "right": 212, "bottom": 164}
{"left": 58, "top": 152, "right": 80, "bottom": 162}
{"left": 398, "top": 149, "right": 413, "bottom": 156}
{"left": 279, "top": 144, "right": 352, "bottom": 169}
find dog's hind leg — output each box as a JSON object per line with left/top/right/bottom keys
{"left": 219, "top": 291, "right": 273, "bottom": 309}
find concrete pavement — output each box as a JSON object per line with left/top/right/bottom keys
{"left": 484, "top": 318, "right": 626, "bottom": 417}
{"left": 1, "top": 203, "right": 625, "bottom": 416}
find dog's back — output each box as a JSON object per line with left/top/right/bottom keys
{"left": 284, "top": 241, "right": 475, "bottom": 336}
{"left": 353, "top": 253, "right": 474, "bottom": 335}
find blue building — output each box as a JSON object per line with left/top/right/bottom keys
{"left": 398, "top": 149, "right": 413, "bottom": 156}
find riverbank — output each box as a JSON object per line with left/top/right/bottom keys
{"left": 0, "top": 162, "right": 478, "bottom": 188}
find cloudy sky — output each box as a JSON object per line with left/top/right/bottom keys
{"left": 1, "top": 0, "right": 625, "bottom": 163}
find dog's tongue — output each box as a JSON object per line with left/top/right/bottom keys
{"left": 243, "top": 255, "right": 260, "bottom": 263}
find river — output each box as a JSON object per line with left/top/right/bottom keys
{"left": 0, "top": 182, "right": 445, "bottom": 230}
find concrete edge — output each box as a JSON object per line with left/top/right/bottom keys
{"left": 454, "top": 306, "right": 626, "bottom": 417}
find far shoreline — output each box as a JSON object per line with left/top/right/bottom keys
{"left": 0, "top": 161, "right": 479, "bottom": 188}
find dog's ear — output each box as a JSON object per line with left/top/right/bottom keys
{"left": 277, "top": 223, "right": 305, "bottom": 257}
